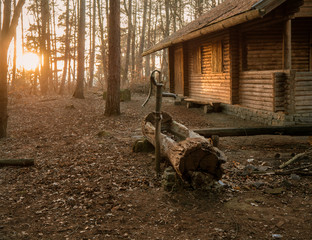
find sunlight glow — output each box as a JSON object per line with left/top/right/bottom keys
{"left": 21, "top": 53, "right": 40, "bottom": 71}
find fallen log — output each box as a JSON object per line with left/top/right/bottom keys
{"left": 142, "top": 112, "right": 226, "bottom": 183}
{"left": 194, "top": 126, "right": 312, "bottom": 137}
{"left": 0, "top": 158, "right": 35, "bottom": 167}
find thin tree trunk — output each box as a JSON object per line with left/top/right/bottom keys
{"left": 138, "top": 0, "right": 148, "bottom": 79}
{"left": 21, "top": 6, "right": 25, "bottom": 81}
{"left": 152, "top": 3, "right": 158, "bottom": 71}
{"left": 0, "top": 0, "right": 25, "bottom": 138}
{"left": 40, "top": 0, "right": 50, "bottom": 95}
{"left": 122, "top": 0, "right": 132, "bottom": 89}
{"left": 71, "top": 0, "right": 78, "bottom": 93}
{"left": 52, "top": 0, "right": 58, "bottom": 89}
{"left": 88, "top": 0, "right": 96, "bottom": 88}
{"left": 59, "top": 0, "right": 69, "bottom": 94}
{"left": 131, "top": 1, "right": 136, "bottom": 82}
{"left": 73, "top": 0, "right": 85, "bottom": 99}
{"left": 144, "top": 0, "right": 152, "bottom": 77}
{"left": 47, "top": 16, "right": 53, "bottom": 91}
{"left": 97, "top": 0, "right": 107, "bottom": 88}
{"left": 12, "top": 0, "right": 17, "bottom": 90}
{"left": 104, "top": 0, "right": 120, "bottom": 116}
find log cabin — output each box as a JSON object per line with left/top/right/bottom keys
{"left": 143, "top": 0, "right": 312, "bottom": 126}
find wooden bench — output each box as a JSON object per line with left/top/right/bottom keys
{"left": 184, "top": 98, "right": 221, "bottom": 113}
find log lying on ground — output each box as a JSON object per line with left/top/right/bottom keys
{"left": 142, "top": 112, "right": 226, "bottom": 182}
{"left": 0, "top": 159, "right": 34, "bottom": 167}
{"left": 194, "top": 126, "right": 312, "bottom": 137}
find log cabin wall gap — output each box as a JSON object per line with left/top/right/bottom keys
{"left": 143, "top": 0, "right": 312, "bottom": 126}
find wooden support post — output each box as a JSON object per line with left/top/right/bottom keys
{"left": 168, "top": 47, "right": 175, "bottom": 93}
{"left": 283, "top": 19, "right": 292, "bottom": 70}
{"left": 155, "top": 84, "right": 163, "bottom": 174}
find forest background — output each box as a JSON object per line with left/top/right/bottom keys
{"left": 0, "top": 0, "right": 224, "bottom": 137}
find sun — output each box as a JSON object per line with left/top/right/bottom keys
{"left": 21, "top": 53, "right": 40, "bottom": 71}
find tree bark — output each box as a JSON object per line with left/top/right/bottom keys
{"left": 0, "top": 0, "right": 25, "bottom": 138}
{"left": 122, "top": 0, "right": 132, "bottom": 89}
{"left": 73, "top": 0, "right": 85, "bottom": 99}
{"left": 88, "top": 0, "right": 96, "bottom": 88}
{"left": 11, "top": 0, "right": 17, "bottom": 90}
{"left": 40, "top": 0, "right": 50, "bottom": 95}
{"left": 130, "top": 1, "right": 136, "bottom": 82}
{"left": 138, "top": 0, "right": 148, "bottom": 78}
{"left": 142, "top": 112, "right": 226, "bottom": 181}
{"left": 59, "top": 0, "right": 70, "bottom": 94}
{"left": 51, "top": 0, "right": 58, "bottom": 90}
{"left": 104, "top": 0, "right": 120, "bottom": 116}
{"left": 144, "top": 0, "right": 152, "bottom": 77}
{"left": 97, "top": 0, "right": 107, "bottom": 89}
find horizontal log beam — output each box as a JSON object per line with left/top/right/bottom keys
{"left": 194, "top": 126, "right": 312, "bottom": 137}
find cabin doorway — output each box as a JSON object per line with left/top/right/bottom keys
{"left": 174, "top": 48, "right": 184, "bottom": 95}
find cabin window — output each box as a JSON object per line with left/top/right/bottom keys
{"left": 211, "top": 41, "right": 223, "bottom": 73}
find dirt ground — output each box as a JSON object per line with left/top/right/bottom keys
{"left": 0, "top": 90, "right": 311, "bottom": 240}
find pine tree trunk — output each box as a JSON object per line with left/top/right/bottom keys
{"left": 144, "top": 0, "right": 152, "bottom": 77}
{"left": 12, "top": 0, "right": 17, "bottom": 90}
{"left": 40, "top": 0, "right": 50, "bottom": 95}
{"left": 122, "top": 0, "right": 132, "bottom": 89}
{"left": 73, "top": 0, "right": 85, "bottom": 99}
{"left": 131, "top": 1, "right": 137, "bottom": 82}
{"left": 104, "top": 0, "right": 120, "bottom": 116}
{"left": 71, "top": 0, "right": 78, "bottom": 93}
{"left": 0, "top": 48, "right": 8, "bottom": 138}
{"left": 97, "top": 0, "right": 107, "bottom": 88}
{"left": 138, "top": 0, "right": 148, "bottom": 79}
{"left": 88, "top": 0, "right": 96, "bottom": 88}
{"left": 52, "top": 0, "right": 58, "bottom": 89}
{"left": 59, "top": 0, "right": 70, "bottom": 94}
{"left": 0, "top": 0, "right": 25, "bottom": 138}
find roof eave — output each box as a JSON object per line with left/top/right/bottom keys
{"left": 142, "top": 8, "right": 261, "bottom": 56}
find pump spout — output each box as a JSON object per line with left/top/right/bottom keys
{"left": 162, "top": 92, "right": 177, "bottom": 99}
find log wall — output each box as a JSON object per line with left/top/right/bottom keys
{"left": 229, "top": 29, "right": 240, "bottom": 104}
{"left": 242, "top": 23, "right": 283, "bottom": 71}
{"left": 292, "top": 18, "right": 312, "bottom": 71}
{"left": 295, "top": 0, "right": 312, "bottom": 17}
{"left": 294, "top": 71, "right": 312, "bottom": 113}
{"left": 186, "top": 31, "right": 231, "bottom": 104}
{"left": 239, "top": 70, "right": 275, "bottom": 111}
{"left": 273, "top": 72, "right": 288, "bottom": 112}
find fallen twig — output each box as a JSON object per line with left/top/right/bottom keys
{"left": 0, "top": 159, "right": 35, "bottom": 167}
{"left": 279, "top": 149, "right": 312, "bottom": 169}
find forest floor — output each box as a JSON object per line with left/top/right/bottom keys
{"left": 0, "top": 89, "right": 311, "bottom": 240}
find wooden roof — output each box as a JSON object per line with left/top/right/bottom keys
{"left": 143, "top": 0, "right": 289, "bottom": 56}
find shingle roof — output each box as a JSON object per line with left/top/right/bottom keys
{"left": 143, "top": 0, "right": 287, "bottom": 56}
